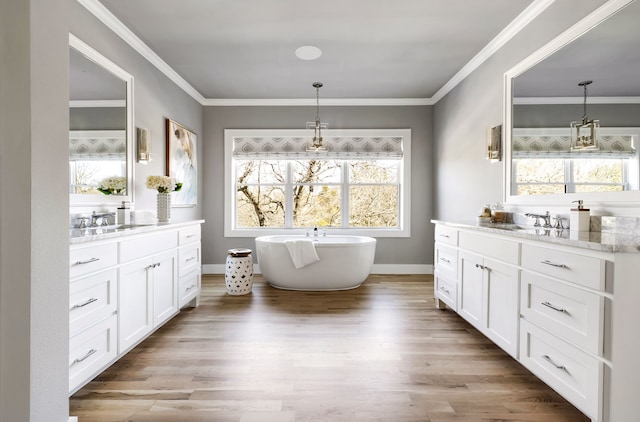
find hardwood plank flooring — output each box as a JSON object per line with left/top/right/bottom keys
{"left": 70, "top": 275, "right": 589, "bottom": 421}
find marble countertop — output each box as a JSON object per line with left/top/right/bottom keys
{"left": 432, "top": 220, "right": 640, "bottom": 253}
{"left": 70, "top": 220, "right": 205, "bottom": 245}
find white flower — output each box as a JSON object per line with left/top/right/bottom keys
{"left": 98, "top": 176, "right": 126, "bottom": 195}
{"left": 146, "top": 175, "right": 182, "bottom": 193}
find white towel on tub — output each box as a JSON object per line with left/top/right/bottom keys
{"left": 284, "top": 239, "right": 320, "bottom": 269}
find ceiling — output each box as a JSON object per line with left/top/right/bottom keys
{"left": 514, "top": 0, "right": 640, "bottom": 98}
{"left": 85, "top": 0, "right": 540, "bottom": 103}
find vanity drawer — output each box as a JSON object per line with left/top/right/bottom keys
{"left": 69, "top": 315, "right": 117, "bottom": 394}
{"left": 179, "top": 268, "right": 201, "bottom": 308}
{"left": 119, "top": 230, "right": 178, "bottom": 263}
{"left": 434, "top": 244, "right": 457, "bottom": 280}
{"left": 521, "top": 244, "right": 604, "bottom": 290}
{"left": 70, "top": 242, "right": 117, "bottom": 279}
{"left": 434, "top": 224, "right": 458, "bottom": 246}
{"left": 519, "top": 319, "right": 602, "bottom": 419}
{"left": 521, "top": 271, "right": 604, "bottom": 355}
{"left": 179, "top": 224, "right": 201, "bottom": 245}
{"left": 434, "top": 270, "right": 457, "bottom": 311}
{"left": 179, "top": 243, "right": 201, "bottom": 277}
{"left": 69, "top": 269, "right": 117, "bottom": 336}
{"left": 459, "top": 231, "right": 519, "bottom": 265}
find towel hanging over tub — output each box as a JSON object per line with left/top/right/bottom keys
{"left": 284, "top": 239, "right": 320, "bottom": 269}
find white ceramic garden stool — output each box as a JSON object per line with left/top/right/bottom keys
{"left": 225, "top": 248, "right": 254, "bottom": 295}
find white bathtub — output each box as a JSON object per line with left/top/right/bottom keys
{"left": 255, "top": 235, "right": 376, "bottom": 291}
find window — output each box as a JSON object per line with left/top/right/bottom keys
{"left": 225, "top": 129, "right": 411, "bottom": 237}
{"left": 512, "top": 157, "right": 628, "bottom": 195}
{"left": 511, "top": 128, "right": 639, "bottom": 196}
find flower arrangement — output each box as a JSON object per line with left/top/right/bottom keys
{"left": 146, "top": 175, "right": 183, "bottom": 193}
{"left": 97, "top": 176, "right": 127, "bottom": 195}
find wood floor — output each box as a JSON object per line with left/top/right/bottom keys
{"left": 70, "top": 274, "right": 589, "bottom": 422}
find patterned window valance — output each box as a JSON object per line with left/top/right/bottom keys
{"left": 512, "top": 128, "right": 637, "bottom": 159}
{"left": 232, "top": 131, "right": 405, "bottom": 159}
{"left": 69, "top": 130, "right": 126, "bottom": 161}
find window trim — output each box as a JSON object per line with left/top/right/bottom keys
{"left": 224, "top": 129, "right": 411, "bottom": 238}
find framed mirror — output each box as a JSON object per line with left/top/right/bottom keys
{"left": 69, "top": 34, "right": 134, "bottom": 206}
{"left": 503, "top": 0, "right": 640, "bottom": 206}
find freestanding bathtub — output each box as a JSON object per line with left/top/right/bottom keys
{"left": 255, "top": 235, "right": 376, "bottom": 291}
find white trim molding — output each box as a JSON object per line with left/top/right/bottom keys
{"left": 514, "top": 96, "right": 640, "bottom": 105}
{"left": 203, "top": 264, "right": 432, "bottom": 276}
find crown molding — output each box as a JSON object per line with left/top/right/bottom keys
{"left": 430, "top": 0, "right": 555, "bottom": 104}
{"left": 202, "top": 97, "right": 434, "bottom": 106}
{"left": 76, "top": 0, "right": 206, "bottom": 104}
{"left": 78, "top": 0, "right": 553, "bottom": 107}
{"left": 514, "top": 96, "right": 640, "bottom": 105}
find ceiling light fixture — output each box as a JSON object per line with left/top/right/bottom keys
{"left": 571, "top": 80, "right": 600, "bottom": 150}
{"left": 295, "top": 45, "right": 322, "bottom": 61}
{"left": 306, "top": 82, "right": 328, "bottom": 151}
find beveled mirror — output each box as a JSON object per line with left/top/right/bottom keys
{"left": 69, "top": 34, "right": 134, "bottom": 206}
{"left": 504, "top": 0, "right": 640, "bottom": 206}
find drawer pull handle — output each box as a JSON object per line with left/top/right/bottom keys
{"left": 72, "top": 349, "right": 97, "bottom": 365}
{"left": 475, "top": 263, "right": 486, "bottom": 270}
{"left": 542, "top": 301, "right": 568, "bottom": 314}
{"left": 186, "top": 257, "right": 197, "bottom": 262}
{"left": 439, "top": 257, "right": 451, "bottom": 264}
{"left": 147, "top": 262, "right": 162, "bottom": 270}
{"left": 439, "top": 286, "right": 450, "bottom": 294}
{"left": 186, "top": 284, "right": 196, "bottom": 292}
{"left": 439, "top": 234, "right": 450, "bottom": 239}
{"left": 71, "top": 297, "right": 98, "bottom": 310}
{"left": 541, "top": 260, "right": 567, "bottom": 269}
{"left": 542, "top": 354, "right": 568, "bottom": 372}
{"left": 74, "top": 257, "right": 100, "bottom": 265}
{"left": 186, "top": 234, "right": 196, "bottom": 238}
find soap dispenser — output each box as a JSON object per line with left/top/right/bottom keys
{"left": 116, "top": 201, "right": 131, "bottom": 225}
{"left": 570, "top": 200, "right": 590, "bottom": 231}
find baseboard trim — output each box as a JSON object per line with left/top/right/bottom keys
{"left": 69, "top": 417, "right": 78, "bottom": 422}
{"left": 203, "top": 264, "right": 432, "bottom": 275}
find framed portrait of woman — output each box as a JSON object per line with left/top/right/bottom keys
{"left": 166, "top": 118, "right": 197, "bottom": 206}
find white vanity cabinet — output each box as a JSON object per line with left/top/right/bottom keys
{"left": 431, "top": 220, "right": 636, "bottom": 422}
{"left": 457, "top": 232, "right": 520, "bottom": 357}
{"left": 69, "top": 221, "right": 203, "bottom": 394}
{"left": 519, "top": 242, "right": 608, "bottom": 420}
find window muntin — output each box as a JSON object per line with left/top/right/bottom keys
{"left": 233, "top": 159, "right": 401, "bottom": 230}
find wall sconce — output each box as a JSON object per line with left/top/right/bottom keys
{"left": 137, "top": 127, "right": 151, "bottom": 163}
{"left": 487, "top": 124, "right": 502, "bottom": 162}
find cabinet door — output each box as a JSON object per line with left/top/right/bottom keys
{"left": 152, "top": 250, "right": 178, "bottom": 327}
{"left": 458, "top": 250, "right": 484, "bottom": 330}
{"left": 118, "top": 258, "right": 154, "bottom": 353}
{"left": 483, "top": 258, "right": 519, "bottom": 357}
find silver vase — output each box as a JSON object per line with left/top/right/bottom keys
{"left": 157, "top": 192, "right": 171, "bottom": 223}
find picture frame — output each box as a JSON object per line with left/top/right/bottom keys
{"left": 166, "top": 118, "right": 197, "bottom": 206}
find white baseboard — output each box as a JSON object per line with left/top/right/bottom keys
{"left": 202, "top": 264, "right": 432, "bottom": 275}
{"left": 69, "top": 417, "right": 78, "bottom": 422}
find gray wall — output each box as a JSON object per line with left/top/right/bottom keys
{"left": 202, "top": 106, "right": 433, "bottom": 266}
{"left": 70, "top": 2, "right": 203, "bottom": 220}
{"left": 433, "top": 0, "right": 609, "bottom": 221}
{"left": 514, "top": 103, "right": 640, "bottom": 128}
{"left": 0, "top": 0, "right": 70, "bottom": 420}
{"left": 69, "top": 106, "right": 126, "bottom": 130}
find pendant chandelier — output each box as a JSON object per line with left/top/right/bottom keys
{"left": 570, "top": 80, "right": 600, "bottom": 150}
{"left": 306, "top": 82, "right": 328, "bottom": 151}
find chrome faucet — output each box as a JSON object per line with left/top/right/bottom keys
{"left": 91, "top": 211, "right": 115, "bottom": 227}
{"left": 525, "top": 211, "right": 552, "bottom": 228}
